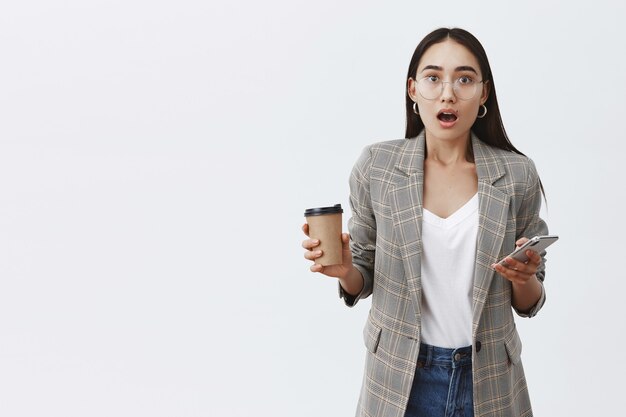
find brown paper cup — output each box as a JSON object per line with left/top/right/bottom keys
{"left": 304, "top": 204, "right": 343, "bottom": 266}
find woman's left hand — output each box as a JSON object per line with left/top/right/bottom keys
{"left": 492, "top": 237, "right": 541, "bottom": 285}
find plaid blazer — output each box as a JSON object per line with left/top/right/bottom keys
{"left": 342, "top": 131, "right": 549, "bottom": 417}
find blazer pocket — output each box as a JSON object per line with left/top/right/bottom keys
{"left": 363, "top": 317, "right": 382, "bottom": 354}
{"left": 504, "top": 327, "right": 523, "bottom": 365}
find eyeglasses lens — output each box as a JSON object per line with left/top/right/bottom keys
{"left": 417, "top": 79, "right": 478, "bottom": 101}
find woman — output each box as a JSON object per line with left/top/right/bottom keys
{"left": 302, "top": 28, "right": 549, "bottom": 417}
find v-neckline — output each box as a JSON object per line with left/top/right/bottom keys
{"left": 423, "top": 193, "right": 478, "bottom": 228}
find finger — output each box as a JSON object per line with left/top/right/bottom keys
{"left": 310, "top": 263, "right": 324, "bottom": 273}
{"left": 304, "top": 249, "right": 323, "bottom": 261}
{"left": 302, "top": 238, "right": 320, "bottom": 250}
{"left": 341, "top": 233, "right": 350, "bottom": 247}
{"left": 504, "top": 252, "right": 539, "bottom": 275}
{"left": 509, "top": 259, "right": 537, "bottom": 276}
{"left": 493, "top": 263, "right": 531, "bottom": 284}
{"left": 494, "top": 260, "right": 531, "bottom": 277}
{"left": 502, "top": 256, "right": 532, "bottom": 273}
{"left": 525, "top": 249, "right": 542, "bottom": 265}
{"left": 515, "top": 237, "right": 529, "bottom": 247}
{"left": 302, "top": 223, "right": 310, "bottom": 237}
{"left": 340, "top": 233, "right": 353, "bottom": 266}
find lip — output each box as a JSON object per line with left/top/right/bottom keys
{"left": 437, "top": 108, "right": 459, "bottom": 117}
{"left": 437, "top": 108, "right": 459, "bottom": 128}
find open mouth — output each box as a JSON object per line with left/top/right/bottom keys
{"left": 437, "top": 112, "right": 458, "bottom": 122}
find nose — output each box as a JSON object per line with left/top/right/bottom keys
{"left": 440, "top": 81, "right": 456, "bottom": 102}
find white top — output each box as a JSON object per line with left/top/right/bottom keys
{"left": 420, "top": 194, "right": 478, "bottom": 348}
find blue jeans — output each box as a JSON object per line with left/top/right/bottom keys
{"left": 404, "top": 343, "right": 474, "bottom": 417}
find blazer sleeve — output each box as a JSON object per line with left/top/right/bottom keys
{"left": 513, "top": 157, "right": 549, "bottom": 318}
{"left": 338, "top": 146, "right": 377, "bottom": 307}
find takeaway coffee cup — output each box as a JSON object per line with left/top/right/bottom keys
{"left": 304, "top": 204, "right": 343, "bottom": 266}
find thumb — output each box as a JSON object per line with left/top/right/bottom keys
{"left": 341, "top": 233, "right": 350, "bottom": 248}
{"left": 515, "top": 237, "right": 529, "bottom": 247}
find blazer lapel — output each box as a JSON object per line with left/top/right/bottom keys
{"left": 471, "top": 134, "right": 509, "bottom": 334}
{"left": 388, "top": 132, "right": 510, "bottom": 332}
{"left": 389, "top": 132, "right": 426, "bottom": 323}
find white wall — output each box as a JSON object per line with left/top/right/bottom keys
{"left": 1, "top": 1, "right": 624, "bottom": 415}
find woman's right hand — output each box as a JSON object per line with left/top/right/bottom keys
{"left": 301, "top": 223, "right": 354, "bottom": 279}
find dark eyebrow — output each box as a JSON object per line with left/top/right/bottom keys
{"left": 420, "top": 65, "right": 479, "bottom": 75}
{"left": 420, "top": 65, "right": 442, "bottom": 73}
{"left": 455, "top": 66, "right": 478, "bottom": 74}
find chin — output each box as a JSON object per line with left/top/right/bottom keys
{"left": 425, "top": 124, "right": 472, "bottom": 141}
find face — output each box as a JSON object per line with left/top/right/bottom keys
{"left": 408, "top": 39, "right": 490, "bottom": 142}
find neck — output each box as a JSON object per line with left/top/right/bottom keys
{"left": 424, "top": 132, "right": 473, "bottom": 165}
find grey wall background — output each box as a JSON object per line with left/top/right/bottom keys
{"left": 1, "top": 0, "right": 625, "bottom": 416}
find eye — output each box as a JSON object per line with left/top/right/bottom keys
{"left": 424, "top": 75, "right": 439, "bottom": 83}
{"left": 457, "top": 76, "right": 474, "bottom": 85}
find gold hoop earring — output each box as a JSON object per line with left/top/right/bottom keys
{"left": 413, "top": 102, "right": 419, "bottom": 115}
{"left": 477, "top": 104, "right": 487, "bottom": 119}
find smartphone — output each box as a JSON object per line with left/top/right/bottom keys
{"left": 497, "top": 235, "right": 559, "bottom": 265}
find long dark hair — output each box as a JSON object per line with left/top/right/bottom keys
{"left": 405, "top": 28, "right": 547, "bottom": 200}
{"left": 404, "top": 28, "right": 523, "bottom": 156}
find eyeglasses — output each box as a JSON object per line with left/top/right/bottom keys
{"left": 416, "top": 76, "right": 484, "bottom": 101}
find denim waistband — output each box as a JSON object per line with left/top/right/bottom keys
{"left": 417, "top": 343, "right": 472, "bottom": 370}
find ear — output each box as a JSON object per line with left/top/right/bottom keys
{"left": 407, "top": 77, "right": 419, "bottom": 102}
{"left": 480, "top": 80, "right": 491, "bottom": 105}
